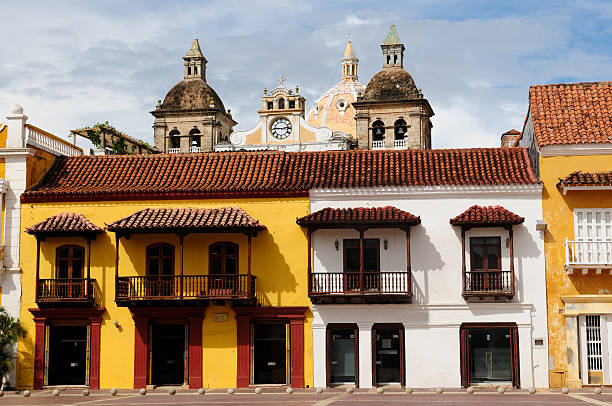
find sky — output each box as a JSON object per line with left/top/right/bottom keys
{"left": 1, "top": 0, "right": 611, "bottom": 149}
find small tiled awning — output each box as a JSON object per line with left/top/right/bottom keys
{"left": 106, "top": 207, "right": 265, "bottom": 235}
{"left": 25, "top": 213, "right": 103, "bottom": 238}
{"left": 296, "top": 206, "right": 420, "bottom": 229}
{"left": 557, "top": 170, "right": 612, "bottom": 194}
{"left": 450, "top": 205, "right": 524, "bottom": 227}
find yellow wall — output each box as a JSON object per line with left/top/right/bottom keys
{"left": 0, "top": 125, "right": 6, "bottom": 246}
{"left": 26, "top": 148, "right": 56, "bottom": 189}
{"left": 17, "top": 198, "right": 313, "bottom": 389}
{"left": 542, "top": 154, "right": 612, "bottom": 380}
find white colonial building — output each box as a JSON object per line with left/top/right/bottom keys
{"left": 297, "top": 148, "right": 549, "bottom": 389}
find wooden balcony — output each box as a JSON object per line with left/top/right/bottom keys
{"left": 565, "top": 239, "right": 612, "bottom": 274}
{"left": 36, "top": 278, "right": 96, "bottom": 307}
{"left": 463, "top": 270, "right": 514, "bottom": 298}
{"left": 115, "top": 274, "right": 256, "bottom": 306}
{"left": 308, "top": 271, "right": 411, "bottom": 304}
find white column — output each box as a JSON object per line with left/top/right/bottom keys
{"left": 565, "top": 315, "right": 582, "bottom": 388}
{"left": 358, "top": 321, "right": 373, "bottom": 388}
{"left": 312, "top": 324, "right": 327, "bottom": 388}
{"left": 5, "top": 105, "right": 27, "bottom": 148}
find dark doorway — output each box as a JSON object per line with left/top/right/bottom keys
{"left": 327, "top": 325, "right": 358, "bottom": 385}
{"left": 47, "top": 325, "right": 88, "bottom": 385}
{"left": 460, "top": 323, "right": 519, "bottom": 387}
{"left": 151, "top": 324, "right": 186, "bottom": 386}
{"left": 373, "top": 325, "right": 404, "bottom": 386}
{"left": 253, "top": 323, "right": 287, "bottom": 384}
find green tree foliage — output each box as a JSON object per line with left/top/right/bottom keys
{"left": 0, "top": 307, "right": 26, "bottom": 377}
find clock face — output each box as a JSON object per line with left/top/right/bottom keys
{"left": 270, "top": 117, "right": 292, "bottom": 139}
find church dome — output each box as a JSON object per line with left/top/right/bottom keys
{"left": 161, "top": 79, "right": 226, "bottom": 112}
{"left": 306, "top": 40, "right": 365, "bottom": 137}
{"left": 363, "top": 67, "right": 419, "bottom": 102}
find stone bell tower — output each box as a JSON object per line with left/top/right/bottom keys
{"left": 151, "top": 39, "right": 236, "bottom": 153}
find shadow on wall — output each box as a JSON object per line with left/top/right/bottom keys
{"left": 253, "top": 229, "right": 298, "bottom": 307}
{"left": 513, "top": 223, "right": 542, "bottom": 302}
{"left": 92, "top": 233, "right": 115, "bottom": 308}
{"left": 411, "top": 225, "right": 445, "bottom": 305}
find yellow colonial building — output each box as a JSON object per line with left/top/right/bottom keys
{"left": 516, "top": 81, "right": 612, "bottom": 388}
{"left": 16, "top": 152, "right": 316, "bottom": 389}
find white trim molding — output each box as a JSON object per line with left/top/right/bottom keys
{"left": 540, "top": 143, "right": 612, "bottom": 156}
{"left": 310, "top": 183, "right": 543, "bottom": 200}
{"left": 561, "top": 185, "right": 612, "bottom": 195}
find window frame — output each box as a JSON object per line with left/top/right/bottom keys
{"left": 574, "top": 208, "right": 612, "bottom": 241}
{"left": 469, "top": 236, "right": 501, "bottom": 271}
{"left": 209, "top": 241, "right": 240, "bottom": 275}
{"left": 146, "top": 243, "right": 175, "bottom": 276}
{"left": 55, "top": 244, "right": 85, "bottom": 279}
{"left": 342, "top": 238, "right": 380, "bottom": 273}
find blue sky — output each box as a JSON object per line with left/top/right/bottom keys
{"left": 1, "top": 0, "right": 610, "bottom": 148}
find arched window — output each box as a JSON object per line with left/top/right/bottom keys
{"left": 56, "top": 245, "right": 84, "bottom": 279}
{"left": 372, "top": 120, "right": 385, "bottom": 141}
{"left": 394, "top": 119, "right": 408, "bottom": 140}
{"left": 169, "top": 129, "right": 180, "bottom": 149}
{"left": 146, "top": 243, "right": 174, "bottom": 276}
{"left": 187, "top": 67, "right": 192, "bottom": 76}
{"left": 189, "top": 127, "right": 201, "bottom": 147}
{"left": 278, "top": 98, "right": 285, "bottom": 109}
{"left": 209, "top": 242, "right": 239, "bottom": 275}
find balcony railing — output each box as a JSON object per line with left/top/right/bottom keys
{"left": 25, "top": 124, "right": 83, "bottom": 156}
{"left": 36, "top": 278, "right": 95, "bottom": 305}
{"left": 309, "top": 272, "right": 411, "bottom": 303}
{"left": 115, "top": 274, "right": 256, "bottom": 304}
{"left": 371, "top": 140, "right": 385, "bottom": 150}
{"left": 565, "top": 239, "right": 612, "bottom": 273}
{"left": 394, "top": 138, "right": 408, "bottom": 149}
{"left": 463, "top": 270, "right": 514, "bottom": 297}
{"left": 189, "top": 146, "right": 202, "bottom": 153}
{"left": 168, "top": 147, "right": 181, "bottom": 154}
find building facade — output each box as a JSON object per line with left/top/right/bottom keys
{"left": 151, "top": 39, "right": 236, "bottom": 153}
{"left": 0, "top": 105, "right": 82, "bottom": 388}
{"left": 352, "top": 25, "right": 434, "bottom": 151}
{"left": 516, "top": 81, "right": 612, "bottom": 388}
{"left": 299, "top": 149, "right": 548, "bottom": 388}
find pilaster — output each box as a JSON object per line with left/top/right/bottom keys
{"left": 565, "top": 315, "right": 582, "bottom": 388}
{"left": 357, "top": 321, "right": 373, "bottom": 388}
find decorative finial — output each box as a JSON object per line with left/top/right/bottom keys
{"left": 227, "top": 109, "right": 232, "bottom": 117}
{"left": 295, "top": 85, "right": 299, "bottom": 94}
{"left": 264, "top": 87, "right": 267, "bottom": 95}
{"left": 278, "top": 74, "right": 286, "bottom": 88}
{"left": 209, "top": 98, "right": 215, "bottom": 108}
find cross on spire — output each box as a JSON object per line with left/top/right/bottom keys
{"left": 278, "top": 74, "right": 286, "bottom": 88}
{"left": 347, "top": 32, "right": 352, "bottom": 41}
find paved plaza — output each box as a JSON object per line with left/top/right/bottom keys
{"left": 2, "top": 388, "right": 612, "bottom": 406}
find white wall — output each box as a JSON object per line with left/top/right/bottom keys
{"left": 309, "top": 185, "right": 548, "bottom": 388}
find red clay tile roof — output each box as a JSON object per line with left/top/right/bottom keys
{"left": 105, "top": 207, "right": 265, "bottom": 234}
{"left": 529, "top": 82, "right": 612, "bottom": 146}
{"left": 450, "top": 205, "right": 524, "bottom": 226}
{"left": 296, "top": 206, "right": 421, "bottom": 227}
{"left": 558, "top": 170, "right": 612, "bottom": 187}
{"left": 25, "top": 213, "right": 103, "bottom": 236}
{"left": 22, "top": 148, "right": 539, "bottom": 203}
{"left": 502, "top": 129, "right": 521, "bottom": 136}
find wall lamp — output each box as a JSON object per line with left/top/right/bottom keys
{"left": 334, "top": 240, "right": 339, "bottom": 251}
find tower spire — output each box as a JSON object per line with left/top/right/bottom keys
{"left": 341, "top": 35, "right": 358, "bottom": 82}
{"left": 381, "top": 24, "right": 405, "bottom": 69}
{"left": 183, "top": 38, "right": 207, "bottom": 81}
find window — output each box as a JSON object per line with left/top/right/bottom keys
{"left": 209, "top": 242, "right": 239, "bottom": 274}
{"left": 278, "top": 98, "right": 285, "bottom": 109}
{"left": 343, "top": 239, "right": 380, "bottom": 272}
{"left": 372, "top": 120, "right": 385, "bottom": 141}
{"left": 147, "top": 243, "right": 174, "bottom": 276}
{"left": 169, "top": 129, "right": 180, "bottom": 149}
{"left": 56, "top": 245, "right": 84, "bottom": 278}
{"left": 189, "top": 127, "right": 201, "bottom": 147}
{"left": 194, "top": 66, "right": 198, "bottom": 75}
{"left": 187, "top": 67, "right": 191, "bottom": 75}
{"left": 267, "top": 101, "right": 273, "bottom": 110}
{"left": 394, "top": 119, "right": 407, "bottom": 140}
{"left": 470, "top": 237, "right": 501, "bottom": 271}
{"left": 575, "top": 209, "right": 612, "bottom": 241}
{"left": 289, "top": 100, "right": 295, "bottom": 109}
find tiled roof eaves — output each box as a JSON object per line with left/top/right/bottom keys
{"left": 22, "top": 148, "right": 540, "bottom": 203}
